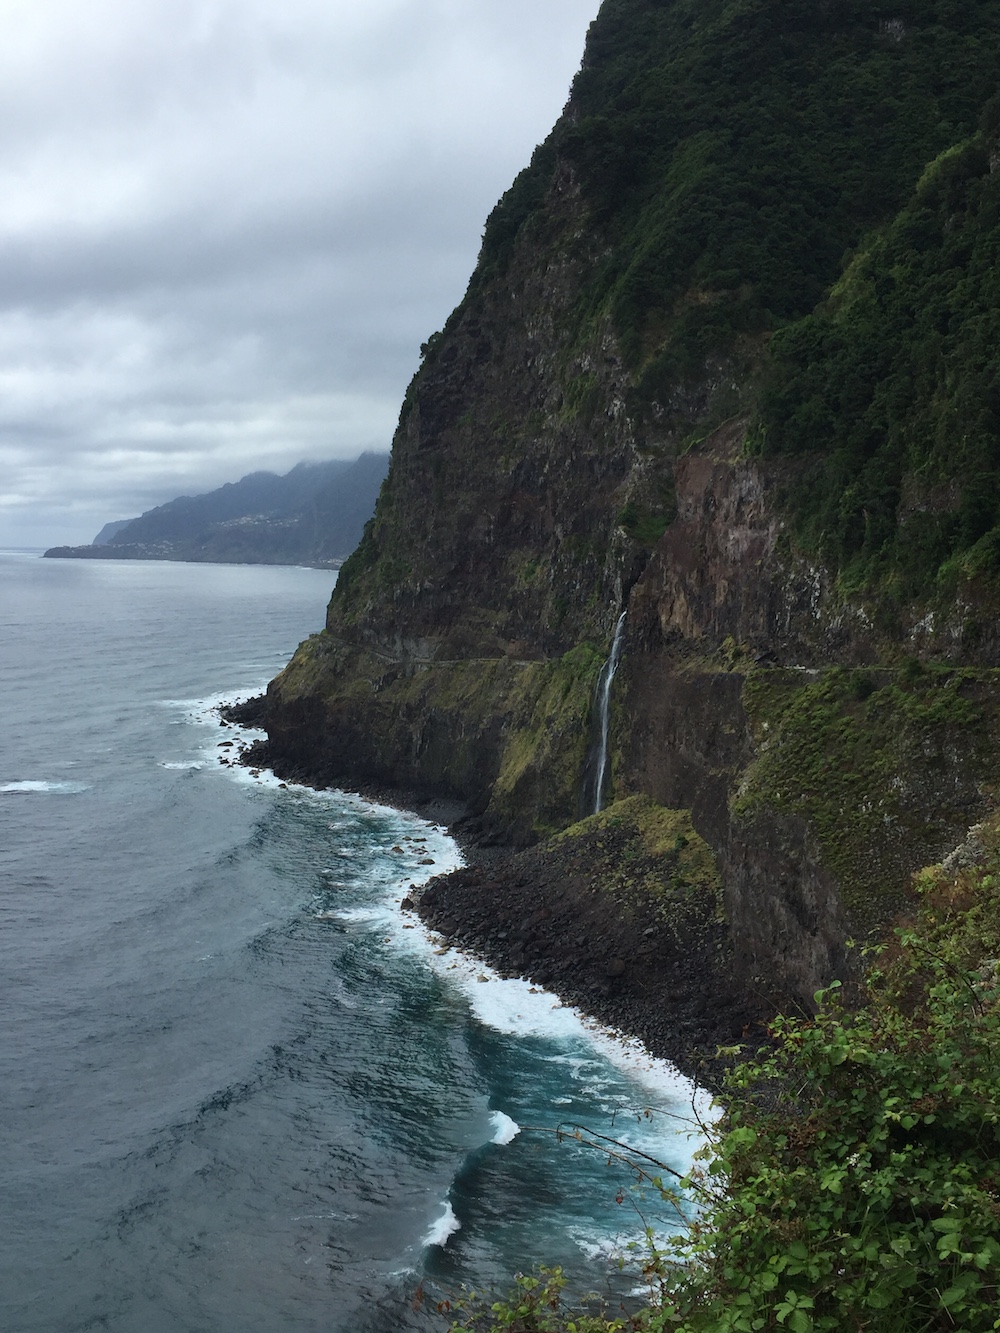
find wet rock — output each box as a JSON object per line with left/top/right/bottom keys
{"left": 412, "top": 811, "right": 772, "bottom": 1088}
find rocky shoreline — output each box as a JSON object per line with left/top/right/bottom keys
{"left": 410, "top": 829, "right": 774, "bottom": 1090}
{"left": 222, "top": 696, "right": 774, "bottom": 1089}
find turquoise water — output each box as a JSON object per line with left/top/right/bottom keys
{"left": 0, "top": 551, "right": 704, "bottom": 1332}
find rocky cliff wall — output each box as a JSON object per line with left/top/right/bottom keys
{"left": 266, "top": 320, "right": 1000, "bottom": 1009}
{"left": 263, "top": 0, "right": 1000, "bottom": 1010}
{"left": 613, "top": 420, "right": 1000, "bottom": 1002}
{"left": 265, "top": 160, "right": 656, "bottom": 843}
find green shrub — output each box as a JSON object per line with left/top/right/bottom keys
{"left": 663, "top": 959, "right": 1000, "bottom": 1331}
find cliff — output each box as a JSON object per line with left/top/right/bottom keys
{"left": 260, "top": 0, "right": 1000, "bottom": 1014}
{"left": 92, "top": 519, "right": 133, "bottom": 546}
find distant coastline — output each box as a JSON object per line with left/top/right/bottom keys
{"left": 42, "top": 544, "right": 345, "bottom": 570}
{"left": 43, "top": 451, "right": 387, "bottom": 570}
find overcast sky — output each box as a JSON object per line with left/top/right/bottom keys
{"left": 0, "top": 0, "right": 599, "bottom": 546}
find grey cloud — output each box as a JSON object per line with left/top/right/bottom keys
{"left": 0, "top": 0, "right": 598, "bottom": 546}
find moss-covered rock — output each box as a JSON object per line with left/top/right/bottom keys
{"left": 265, "top": 632, "right": 603, "bottom": 842}
{"left": 550, "top": 794, "right": 723, "bottom": 927}
{"left": 735, "top": 664, "right": 1000, "bottom": 935}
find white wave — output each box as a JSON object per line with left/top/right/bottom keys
{"left": 543, "top": 1054, "right": 596, "bottom": 1078}
{"left": 439, "top": 957, "right": 601, "bottom": 1039}
{"left": 331, "top": 906, "right": 389, "bottom": 924}
{"left": 583, "top": 1028, "right": 716, "bottom": 1139}
{"left": 376, "top": 873, "right": 706, "bottom": 1095}
{"left": 572, "top": 1230, "right": 633, "bottom": 1264}
{"left": 160, "top": 685, "right": 266, "bottom": 721}
{"left": 170, "top": 679, "right": 711, "bottom": 1164}
{"left": 422, "top": 1200, "right": 461, "bottom": 1248}
{"left": 1, "top": 780, "right": 90, "bottom": 794}
{"left": 382, "top": 893, "right": 713, "bottom": 1174}
{"left": 490, "top": 1111, "right": 521, "bottom": 1145}
{"left": 158, "top": 686, "right": 268, "bottom": 777}
{"left": 159, "top": 685, "right": 461, "bottom": 868}
{"left": 571, "top": 1218, "right": 689, "bottom": 1272}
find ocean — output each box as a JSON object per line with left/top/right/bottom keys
{"left": 0, "top": 550, "right": 705, "bottom": 1333}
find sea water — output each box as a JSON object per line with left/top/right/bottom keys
{"left": 0, "top": 550, "right": 707, "bottom": 1333}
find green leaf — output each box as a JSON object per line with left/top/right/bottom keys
{"left": 940, "top": 1284, "right": 971, "bottom": 1308}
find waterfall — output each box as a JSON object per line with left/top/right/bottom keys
{"left": 581, "top": 610, "right": 627, "bottom": 817}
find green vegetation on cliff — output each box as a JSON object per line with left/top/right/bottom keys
{"left": 475, "top": 0, "right": 1000, "bottom": 426}
{"left": 756, "top": 110, "right": 1000, "bottom": 599}
{"left": 547, "top": 795, "right": 723, "bottom": 933}
{"left": 735, "top": 664, "right": 1000, "bottom": 931}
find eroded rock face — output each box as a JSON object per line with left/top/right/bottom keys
{"left": 625, "top": 421, "right": 883, "bottom": 670}
{"left": 720, "top": 810, "right": 853, "bottom": 1008}
{"left": 329, "top": 169, "right": 642, "bottom": 663}
{"left": 614, "top": 426, "right": 859, "bottom": 999}
{"left": 615, "top": 424, "right": 1000, "bottom": 1002}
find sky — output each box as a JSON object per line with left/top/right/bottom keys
{"left": 0, "top": 0, "right": 600, "bottom": 547}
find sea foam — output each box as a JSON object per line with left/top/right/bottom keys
{"left": 173, "top": 682, "right": 711, "bottom": 1177}
{"left": 1, "top": 779, "right": 90, "bottom": 794}
{"left": 490, "top": 1111, "right": 521, "bottom": 1145}
{"left": 422, "top": 1200, "right": 461, "bottom": 1248}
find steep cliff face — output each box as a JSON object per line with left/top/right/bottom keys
{"left": 265, "top": 0, "right": 1000, "bottom": 1006}
{"left": 617, "top": 420, "right": 1000, "bottom": 1002}
{"left": 265, "top": 165, "right": 643, "bottom": 840}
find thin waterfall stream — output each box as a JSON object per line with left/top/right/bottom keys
{"left": 581, "top": 610, "right": 627, "bottom": 816}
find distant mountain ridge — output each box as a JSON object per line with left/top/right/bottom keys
{"left": 45, "top": 453, "right": 389, "bottom": 568}
{"left": 92, "top": 519, "right": 133, "bottom": 546}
